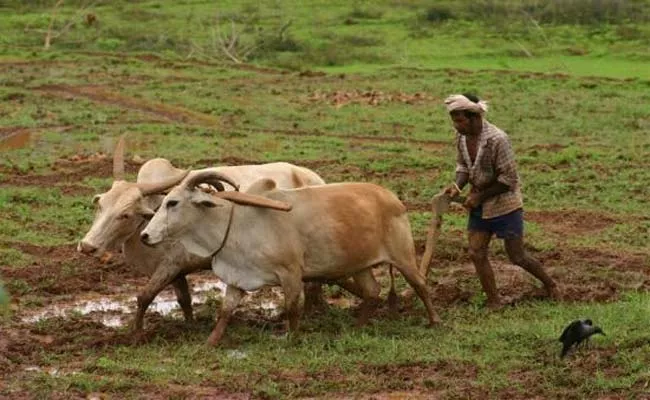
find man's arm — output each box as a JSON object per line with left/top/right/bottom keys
{"left": 477, "top": 181, "right": 509, "bottom": 203}
{"left": 455, "top": 171, "right": 469, "bottom": 191}
{"left": 452, "top": 135, "right": 469, "bottom": 192}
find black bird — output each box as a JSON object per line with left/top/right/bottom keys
{"left": 559, "top": 319, "right": 605, "bottom": 358}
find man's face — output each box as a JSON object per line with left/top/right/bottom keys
{"left": 450, "top": 111, "right": 480, "bottom": 136}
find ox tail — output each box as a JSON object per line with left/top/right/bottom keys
{"left": 419, "top": 214, "right": 442, "bottom": 278}
{"left": 419, "top": 193, "right": 453, "bottom": 278}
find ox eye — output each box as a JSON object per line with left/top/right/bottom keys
{"left": 118, "top": 213, "right": 131, "bottom": 220}
{"left": 167, "top": 200, "right": 178, "bottom": 208}
{"left": 199, "top": 200, "right": 217, "bottom": 208}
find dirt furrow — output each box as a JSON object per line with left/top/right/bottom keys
{"left": 24, "top": 83, "right": 450, "bottom": 149}
{"left": 34, "top": 84, "right": 221, "bottom": 126}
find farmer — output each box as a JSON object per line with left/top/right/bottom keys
{"left": 443, "top": 93, "right": 560, "bottom": 308}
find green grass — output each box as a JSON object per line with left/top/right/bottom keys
{"left": 1, "top": 0, "right": 649, "bottom": 77}
{"left": 1, "top": 0, "right": 650, "bottom": 398}
{"left": 0, "top": 187, "right": 92, "bottom": 245}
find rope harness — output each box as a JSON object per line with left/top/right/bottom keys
{"left": 209, "top": 203, "right": 235, "bottom": 259}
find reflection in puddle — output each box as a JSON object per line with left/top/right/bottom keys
{"left": 24, "top": 366, "right": 78, "bottom": 377}
{"left": 227, "top": 350, "right": 248, "bottom": 360}
{"left": 257, "top": 300, "right": 284, "bottom": 319}
{"left": 22, "top": 298, "right": 132, "bottom": 325}
{"left": 19, "top": 278, "right": 284, "bottom": 327}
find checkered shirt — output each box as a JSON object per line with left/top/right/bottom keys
{"left": 455, "top": 120, "right": 523, "bottom": 219}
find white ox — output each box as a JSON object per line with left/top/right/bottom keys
{"left": 140, "top": 171, "right": 441, "bottom": 345}
{"left": 77, "top": 136, "right": 329, "bottom": 331}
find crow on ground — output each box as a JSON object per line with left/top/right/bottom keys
{"left": 559, "top": 319, "right": 605, "bottom": 358}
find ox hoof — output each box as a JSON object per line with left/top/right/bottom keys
{"left": 128, "top": 330, "right": 149, "bottom": 345}
{"left": 130, "top": 321, "right": 144, "bottom": 333}
{"left": 387, "top": 292, "right": 400, "bottom": 314}
{"left": 427, "top": 319, "right": 442, "bottom": 328}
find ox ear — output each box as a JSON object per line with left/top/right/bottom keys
{"left": 92, "top": 194, "right": 101, "bottom": 205}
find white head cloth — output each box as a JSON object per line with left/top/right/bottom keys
{"left": 444, "top": 94, "right": 488, "bottom": 114}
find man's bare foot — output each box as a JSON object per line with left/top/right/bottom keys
{"left": 485, "top": 297, "right": 503, "bottom": 310}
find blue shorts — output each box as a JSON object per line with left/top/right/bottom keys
{"left": 468, "top": 206, "right": 523, "bottom": 239}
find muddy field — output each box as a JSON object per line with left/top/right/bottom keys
{"left": 1, "top": 44, "right": 649, "bottom": 399}
{"left": 2, "top": 155, "right": 649, "bottom": 398}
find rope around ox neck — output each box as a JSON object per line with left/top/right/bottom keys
{"left": 209, "top": 203, "right": 235, "bottom": 259}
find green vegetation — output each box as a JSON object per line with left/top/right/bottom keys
{"left": 0, "top": 0, "right": 649, "bottom": 77}
{"left": 0, "top": 0, "right": 649, "bottom": 398}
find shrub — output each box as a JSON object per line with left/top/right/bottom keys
{"left": 423, "top": 5, "right": 455, "bottom": 22}
{"left": 348, "top": 6, "right": 384, "bottom": 20}
{"left": 338, "top": 34, "right": 384, "bottom": 47}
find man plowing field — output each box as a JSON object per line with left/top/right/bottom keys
{"left": 422, "top": 93, "right": 561, "bottom": 308}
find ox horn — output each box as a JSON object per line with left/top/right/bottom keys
{"left": 213, "top": 191, "right": 292, "bottom": 212}
{"left": 185, "top": 171, "right": 240, "bottom": 192}
{"left": 136, "top": 170, "right": 190, "bottom": 196}
{"left": 113, "top": 133, "right": 127, "bottom": 180}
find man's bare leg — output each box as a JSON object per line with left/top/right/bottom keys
{"left": 504, "top": 236, "right": 560, "bottom": 299}
{"left": 468, "top": 230, "right": 500, "bottom": 307}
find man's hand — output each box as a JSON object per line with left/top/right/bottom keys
{"left": 463, "top": 192, "right": 482, "bottom": 209}
{"left": 443, "top": 183, "right": 461, "bottom": 197}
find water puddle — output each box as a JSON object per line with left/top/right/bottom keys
{"left": 227, "top": 350, "right": 248, "bottom": 360}
{"left": 0, "top": 129, "right": 31, "bottom": 150}
{"left": 19, "top": 277, "right": 285, "bottom": 327}
{"left": 24, "top": 365, "right": 80, "bottom": 377}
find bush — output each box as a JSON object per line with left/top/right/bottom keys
{"left": 96, "top": 38, "right": 124, "bottom": 51}
{"left": 338, "top": 34, "right": 384, "bottom": 47}
{"left": 470, "top": 0, "right": 648, "bottom": 25}
{"left": 257, "top": 30, "right": 302, "bottom": 54}
{"left": 348, "top": 6, "right": 384, "bottom": 20}
{"left": 423, "top": 5, "right": 455, "bottom": 22}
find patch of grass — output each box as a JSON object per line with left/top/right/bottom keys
{"left": 0, "top": 187, "right": 93, "bottom": 246}
{"left": 348, "top": 6, "right": 384, "bottom": 20}
{"left": 337, "top": 33, "right": 385, "bottom": 47}
{"left": 0, "top": 248, "right": 34, "bottom": 268}
{"left": 0, "top": 281, "right": 10, "bottom": 313}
